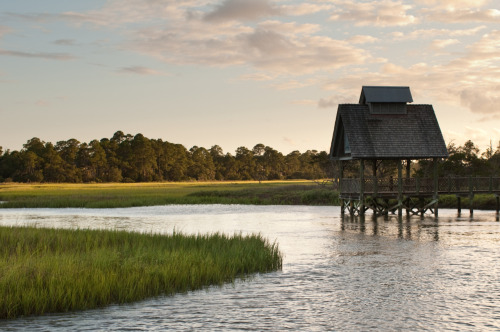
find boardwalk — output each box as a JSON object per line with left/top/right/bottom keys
{"left": 339, "top": 176, "right": 500, "bottom": 216}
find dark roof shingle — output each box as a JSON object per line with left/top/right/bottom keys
{"left": 330, "top": 104, "right": 448, "bottom": 160}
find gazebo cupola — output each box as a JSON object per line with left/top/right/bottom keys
{"left": 360, "top": 85, "right": 413, "bottom": 115}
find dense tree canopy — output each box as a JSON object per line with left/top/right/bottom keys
{"left": 2, "top": 134, "right": 497, "bottom": 183}
{"left": 0, "top": 131, "right": 332, "bottom": 183}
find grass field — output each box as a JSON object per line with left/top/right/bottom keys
{"left": 0, "top": 181, "right": 339, "bottom": 208}
{"left": 0, "top": 226, "right": 282, "bottom": 319}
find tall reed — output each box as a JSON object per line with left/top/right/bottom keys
{"left": 0, "top": 226, "right": 282, "bottom": 319}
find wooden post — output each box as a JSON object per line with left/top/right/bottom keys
{"left": 360, "top": 159, "right": 365, "bottom": 216}
{"left": 457, "top": 196, "right": 461, "bottom": 214}
{"left": 496, "top": 195, "right": 499, "bottom": 215}
{"left": 406, "top": 159, "right": 410, "bottom": 215}
{"left": 339, "top": 161, "right": 344, "bottom": 215}
{"left": 469, "top": 176, "right": 474, "bottom": 215}
{"left": 398, "top": 160, "right": 403, "bottom": 216}
{"left": 433, "top": 158, "right": 439, "bottom": 217}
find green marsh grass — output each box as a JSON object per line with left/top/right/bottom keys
{"left": 0, "top": 181, "right": 338, "bottom": 208}
{"left": 0, "top": 226, "right": 282, "bottom": 319}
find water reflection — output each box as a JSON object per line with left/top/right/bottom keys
{"left": 1, "top": 206, "right": 500, "bottom": 331}
{"left": 340, "top": 213, "right": 441, "bottom": 242}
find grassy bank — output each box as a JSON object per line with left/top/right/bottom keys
{"left": 438, "top": 194, "right": 499, "bottom": 210}
{"left": 0, "top": 226, "right": 282, "bottom": 319}
{"left": 0, "top": 181, "right": 339, "bottom": 208}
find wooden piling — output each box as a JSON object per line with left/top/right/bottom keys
{"left": 398, "top": 160, "right": 403, "bottom": 216}
{"left": 360, "top": 160, "right": 365, "bottom": 216}
{"left": 433, "top": 158, "right": 439, "bottom": 217}
{"left": 469, "top": 176, "right": 474, "bottom": 215}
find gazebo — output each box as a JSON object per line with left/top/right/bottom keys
{"left": 329, "top": 86, "right": 448, "bottom": 216}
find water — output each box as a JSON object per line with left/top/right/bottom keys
{"left": 1, "top": 205, "right": 499, "bottom": 331}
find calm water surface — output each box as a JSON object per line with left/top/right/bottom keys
{"left": 0, "top": 205, "right": 499, "bottom": 331}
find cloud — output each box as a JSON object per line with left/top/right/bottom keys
{"left": 117, "top": 66, "right": 168, "bottom": 76}
{"left": 0, "top": 25, "right": 12, "bottom": 38}
{"left": 460, "top": 87, "right": 500, "bottom": 114}
{"left": 36, "top": 100, "right": 50, "bottom": 107}
{"left": 391, "top": 26, "right": 487, "bottom": 40}
{"left": 239, "top": 72, "right": 275, "bottom": 81}
{"left": 318, "top": 93, "right": 357, "bottom": 108}
{"left": 318, "top": 29, "right": 500, "bottom": 114}
{"left": 130, "top": 17, "right": 372, "bottom": 75}
{"left": 329, "top": 0, "right": 418, "bottom": 27}
{"left": 348, "top": 35, "right": 379, "bottom": 44}
{"left": 424, "top": 8, "right": 500, "bottom": 23}
{"left": 53, "top": 39, "right": 77, "bottom": 46}
{"left": 0, "top": 49, "right": 75, "bottom": 60}
{"left": 203, "top": 0, "right": 280, "bottom": 22}
{"left": 281, "top": 3, "right": 333, "bottom": 16}
{"left": 431, "top": 39, "right": 460, "bottom": 49}
{"left": 282, "top": 136, "right": 296, "bottom": 146}
{"left": 416, "top": 0, "right": 490, "bottom": 10}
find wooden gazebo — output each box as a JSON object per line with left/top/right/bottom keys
{"left": 329, "top": 86, "right": 449, "bottom": 216}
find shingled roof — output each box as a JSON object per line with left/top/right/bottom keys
{"left": 359, "top": 86, "right": 413, "bottom": 104}
{"left": 330, "top": 87, "right": 448, "bottom": 160}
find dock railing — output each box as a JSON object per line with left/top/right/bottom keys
{"left": 341, "top": 176, "right": 500, "bottom": 196}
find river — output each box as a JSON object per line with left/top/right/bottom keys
{"left": 1, "top": 205, "right": 499, "bottom": 331}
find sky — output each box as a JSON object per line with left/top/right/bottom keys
{"left": 1, "top": 0, "right": 499, "bottom": 156}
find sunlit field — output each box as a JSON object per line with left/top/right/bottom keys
{"left": 0, "top": 181, "right": 339, "bottom": 208}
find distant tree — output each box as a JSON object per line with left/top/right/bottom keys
{"left": 188, "top": 146, "right": 215, "bottom": 181}
{"left": 252, "top": 144, "right": 265, "bottom": 156}
{"left": 262, "top": 146, "right": 284, "bottom": 180}
{"left": 209, "top": 145, "right": 225, "bottom": 180}
{"left": 129, "top": 134, "right": 156, "bottom": 182}
{"left": 235, "top": 146, "right": 255, "bottom": 180}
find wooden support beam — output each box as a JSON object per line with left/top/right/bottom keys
{"left": 338, "top": 161, "right": 343, "bottom": 194}
{"left": 360, "top": 160, "right": 365, "bottom": 216}
{"left": 398, "top": 160, "right": 403, "bottom": 216}
{"left": 469, "top": 176, "right": 474, "bottom": 215}
{"left": 433, "top": 158, "right": 439, "bottom": 217}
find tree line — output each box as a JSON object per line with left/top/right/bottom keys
{"left": 0, "top": 131, "right": 332, "bottom": 183}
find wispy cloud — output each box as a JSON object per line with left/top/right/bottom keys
{"left": 0, "top": 49, "right": 75, "bottom": 60}
{"left": 423, "top": 8, "right": 500, "bottom": 23}
{"left": 391, "top": 26, "right": 487, "bottom": 40}
{"left": 53, "top": 39, "right": 77, "bottom": 46}
{"left": 348, "top": 35, "right": 379, "bottom": 44}
{"left": 431, "top": 38, "right": 460, "bottom": 49}
{"left": 329, "top": 0, "right": 418, "bottom": 27}
{"left": 204, "top": 0, "right": 280, "bottom": 22}
{"left": 117, "top": 66, "right": 168, "bottom": 76}
{"left": 0, "top": 25, "right": 12, "bottom": 38}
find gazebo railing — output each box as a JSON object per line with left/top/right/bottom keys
{"left": 341, "top": 177, "right": 500, "bottom": 196}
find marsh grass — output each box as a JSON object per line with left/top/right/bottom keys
{"left": 0, "top": 226, "right": 282, "bottom": 319}
{"left": 188, "top": 185, "right": 340, "bottom": 205}
{"left": 438, "top": 194, "right": 499, "bottom": 210}
{"left": 0, "top": 181, "right": 338, "bottom": 208}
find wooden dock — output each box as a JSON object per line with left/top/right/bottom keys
{"left": 339, "top": 176, "right": 500, "bottom": 216}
